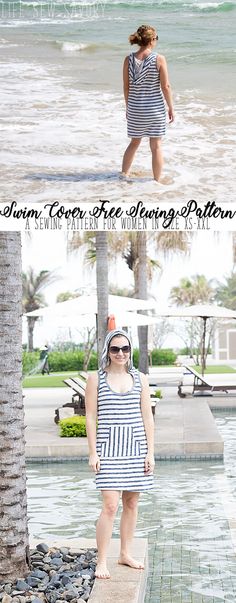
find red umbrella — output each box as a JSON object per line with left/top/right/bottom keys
{"left": 107, "top": 314, "right": 116, "bottom": 331}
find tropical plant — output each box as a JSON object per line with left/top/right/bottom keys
{"left": 22, "top": 267, "right": 58, "bottom": 351}
{"left": 170, "top": 274, "right": 216, "bottom": 368}
{"left": 135, "top": 233, "right": 190, "bottom": 372}
{"left": 56, "top": 290, "right": 79, "bottom": 303}
{"left": 214, "top": 272, "right": 236, "bottom": 310}
{"left": 170, "top": 274, "right": 215, "bottom": 306}
{"left": 0, "top": 232, "right": 30, "bottom": 580}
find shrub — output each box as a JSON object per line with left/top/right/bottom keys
{"left": 151, "top": 349, "right": 177, "bottom": 365}
{"left": 133, "top": 348, "right": 139, "bottom": 368}
{"left": 133, "top": 348, "right": 177, "bottom": 367}
{"left": 48, "top": 351, "right": 98, "bottom": 372}
{"left": 153, "top": 389, "right": 163, "bottom": 399}
{"left": 23, "top": 351, "right": 40, "bottom": 376}
{"left": 59, "top": 416, "right": 87, "bottom": 437}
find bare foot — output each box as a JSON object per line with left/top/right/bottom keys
{"left": 118, "top": 554, "right": 144, "bottom": 569}
{"left": 95, "top": 562, "right": 110, "bottom": 579}
{"left": 119, "top": 171, "right": 130, "bottom": 180}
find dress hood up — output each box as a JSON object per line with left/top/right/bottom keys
{"left": 100, "top": 329, "right": 134, "bottom": 371}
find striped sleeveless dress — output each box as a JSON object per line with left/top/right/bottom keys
{"left": 95, "top": 368, "right": 154, "bottom": 491}
{"left": 127, "top": 52, "right": 166, "bottom": 138}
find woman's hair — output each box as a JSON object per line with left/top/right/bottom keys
{"left": 129, "top": 25, "right": 157, "bottom": 47}
{"left": 100, "top": 329, "right": 134, "bottom": 371}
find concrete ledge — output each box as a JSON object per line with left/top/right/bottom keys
{"left": 30, "top": 538, "right": 148, "bottom": 603}
{"left": 90, "top": 539, "right": 148, "bottom": 603}
{"left": 154, "top": 399, "right": 224, "bottom": 458}
{"left": 26, "top": 443, "right": 89, "bottom": 458}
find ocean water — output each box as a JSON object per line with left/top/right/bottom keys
{"left": 0, "top": 0, "right": 235, "bottom": 203}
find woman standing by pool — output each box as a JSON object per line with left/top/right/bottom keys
{"left": 85, "top": 329, "right": 154, "bottom": 579}
{"left": 121, "top": 24, "right": 174, "bottom": 181}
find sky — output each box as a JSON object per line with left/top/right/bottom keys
{"left": 22, "top": 231, "right": 233, "bottom": 348}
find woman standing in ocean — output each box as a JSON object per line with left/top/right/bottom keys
{"left": 85, "top": 329, "right": 154, "bottom": 579}
{"left": 121, "top": 24, "right": 174, "bottom": 182}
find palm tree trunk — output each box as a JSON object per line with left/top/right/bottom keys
{"left": 96, "top": 233, "right": 108, "bottom": 365}
{"left": 135, "top": 233, "right": 149, "bottom": 374}
{"left": 0, "top": 232, "right": 30, "bottom": 581}
{"left": 27, "top": 316, "right": 37, "bottom": 351}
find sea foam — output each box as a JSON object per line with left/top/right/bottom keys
{"left": 58, "top": 41, "right": 91, "bottom": 53}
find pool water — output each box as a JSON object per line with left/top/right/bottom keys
{"left": 27, "top": 412, "right": 236, "bottom": 602}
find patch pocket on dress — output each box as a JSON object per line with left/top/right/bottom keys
{"left": 100, "top": 438, "right": 110, "bottom": 458}
{"left": 108, "top": 425, "right": 135, "bottom": 457}
{"left": 133, "top": 439, "right": 141, "bottom": 457}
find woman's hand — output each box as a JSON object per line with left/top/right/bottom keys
{"left": 144, "top": 452, "right": 155, "bottom": 475}
{"left": 168, "top": 107, "right": 175, "bottom": 123}
{"left": 89, "top": 453, "right": 100, "bottom": 473}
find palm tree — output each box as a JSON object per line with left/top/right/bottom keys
{"left": 22, "top": 267, "right": 58, "bottom": 351}
{"left": 0, "top": 232, "right": 30, "bottom": 580}
{"left": 136, "top": 233, "right": 149, "bottom": 373}
{"left": 170, "top": 274, "right": 215, "bottom": 306}
{"left": 214, "top": 273, "right": 236, "bottom": 310}
{"left": 67, "top": 232, "right": 109, "bottom": 364}
{"left": 96, "top": 233, "right": 108, "bottom": 364}
{"left": 170, "top": 274, "right": 215, "bottom": 365}
{"left": 122, "top": 232, "right": 190, "bottom": 372}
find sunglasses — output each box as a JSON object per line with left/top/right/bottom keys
{"left": 109, "top": 345, "right": 131, "bottom": 354}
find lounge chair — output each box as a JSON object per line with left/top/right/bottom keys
{"left": 178, "top": 364, "right": 236, "bottom": 397}
{"left": 54, "top": 377, "right": 86, "bottom": 423}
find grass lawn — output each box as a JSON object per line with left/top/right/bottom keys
{"left": 23, "top": 371, "right": 81, "bottom": 388}
{"left": 192, "top": 365, "right": 236, "bottom": 374}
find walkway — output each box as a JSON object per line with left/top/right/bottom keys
{"left": 24, "top": 380, "right": 224, "bottom": 460}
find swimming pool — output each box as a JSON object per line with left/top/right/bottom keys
{"left": 27, "top": 412, "right": 236, "bottom": 602}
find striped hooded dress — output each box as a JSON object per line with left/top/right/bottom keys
{"left": 95, "top": 367, "right": 154, "bottom": 491}
{"left": 127, "top": 52, "right": 166, "bottom": 138}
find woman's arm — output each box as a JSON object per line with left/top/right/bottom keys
{"left": 85, "top": 372, "right": 100, "bottom": 472}
{"left": 157, "top": 54, "right": 175, "bottom": 123}
{"left": 140, "top": 372, "right": 155, "bottom": 474}
{"left": 123, "top": 56, "right": 129, "bottom": 110}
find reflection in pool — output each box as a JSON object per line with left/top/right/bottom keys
{"left": 27, "top": 413, "right": 236, "bottom": 603}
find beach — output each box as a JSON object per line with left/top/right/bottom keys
{"left": 1, "top": 0, "right": 236, "bottom": 203}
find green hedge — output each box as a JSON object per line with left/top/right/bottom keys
{"left": 133, "top": 348, "right": 176, "bottom": 367}
{"left": 59, "top": 416, "right": 87, "bottom": 437}
{"left": 150, "top": 349, "right": 177, "bottom": 365}
{"left": 49, "top": 351, "right": 98, "bottom": 372}
{"left": 22, "top": 351, "right": 40, "bottom": 376}
{"left": 23, "top": 347, "right": 177, "bottom": 375}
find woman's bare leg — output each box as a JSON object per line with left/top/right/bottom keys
{"left": 119, "top": 491, "right": 144, "bottom": 569}
{"left": 121, "top": 138, "right": 141, "bottom": 175}
{"left": 95, "top": 490, "right": 120, "bottom": 578}
{"left": 149, "top": 137, "right": 163, "bottom": 181}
